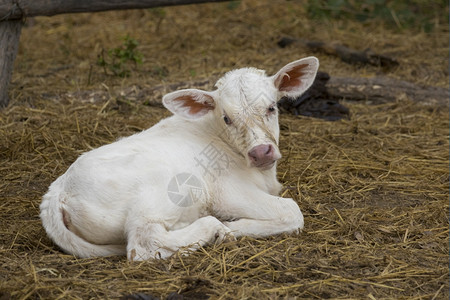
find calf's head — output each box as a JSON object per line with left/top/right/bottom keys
{"left": 163, "top": 57, "right": 319, "bottom": 169}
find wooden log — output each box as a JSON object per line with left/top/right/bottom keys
{"left": 326, "top": 76, "right": 449, "bottom": 107}
{"left": 0, "top": 0, "right": 229, "bottom": 20}
{"left": 0, "top": 19, "right": 21, "bottom": 107}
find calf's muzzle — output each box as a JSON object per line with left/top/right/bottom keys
{"left": 248, "top": 144, "right": 279, "bottom": 168}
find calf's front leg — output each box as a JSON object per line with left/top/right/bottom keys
{"left": 216, "top": 189, "right": 304, "bottom": 238}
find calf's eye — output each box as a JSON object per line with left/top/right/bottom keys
{"left": 267, "top": 105, "right": 276, "bottom": 113}
{"left": 223, "top": 115, "right": 232, "bottom": 125}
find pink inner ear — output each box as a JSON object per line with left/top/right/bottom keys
{"left": 174, "top": 94, "right": 215, "bottom": 115}
{"left": 278, "top": 64, "right": 308, "bottom": 92}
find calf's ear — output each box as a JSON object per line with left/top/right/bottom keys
{"left": 272, "top": 56, "right": 319, "bottom": 99}
{"left": 163, "top": 89, "right": 216, "bottom": 120}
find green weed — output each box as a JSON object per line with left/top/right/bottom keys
{"left": 97, "top": 35, "right": 143, "bottom": 77}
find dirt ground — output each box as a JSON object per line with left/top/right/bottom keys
{"left": 0, "top": 1, "right": 449, "bottom": 299}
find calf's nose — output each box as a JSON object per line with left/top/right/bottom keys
{"left": 248, "top": 144, "right": 275, "bottom": 167}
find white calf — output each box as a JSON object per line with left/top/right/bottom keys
{"left": 40, "top": 57, "right": 319, "bottom": 261}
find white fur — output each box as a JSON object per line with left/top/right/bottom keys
{"left": 40, "top": 57, "right": 319, "bottom": 261}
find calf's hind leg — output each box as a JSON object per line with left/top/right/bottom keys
{"left": 126, "top": 216, "right": 233, "bottom": 261}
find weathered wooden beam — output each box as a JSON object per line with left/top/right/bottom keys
{"left": 0, "top": 0, "right": 229, "bottom": 20}
{"left": 0, "top": 19, "right": 21, "bottom": 107}
{"left": 326, "top": 76, "right": 449, "bottom": 107}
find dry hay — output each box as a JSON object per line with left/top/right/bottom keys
{"left": 1, "top": 1, "right": 449, "bottom": 299}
